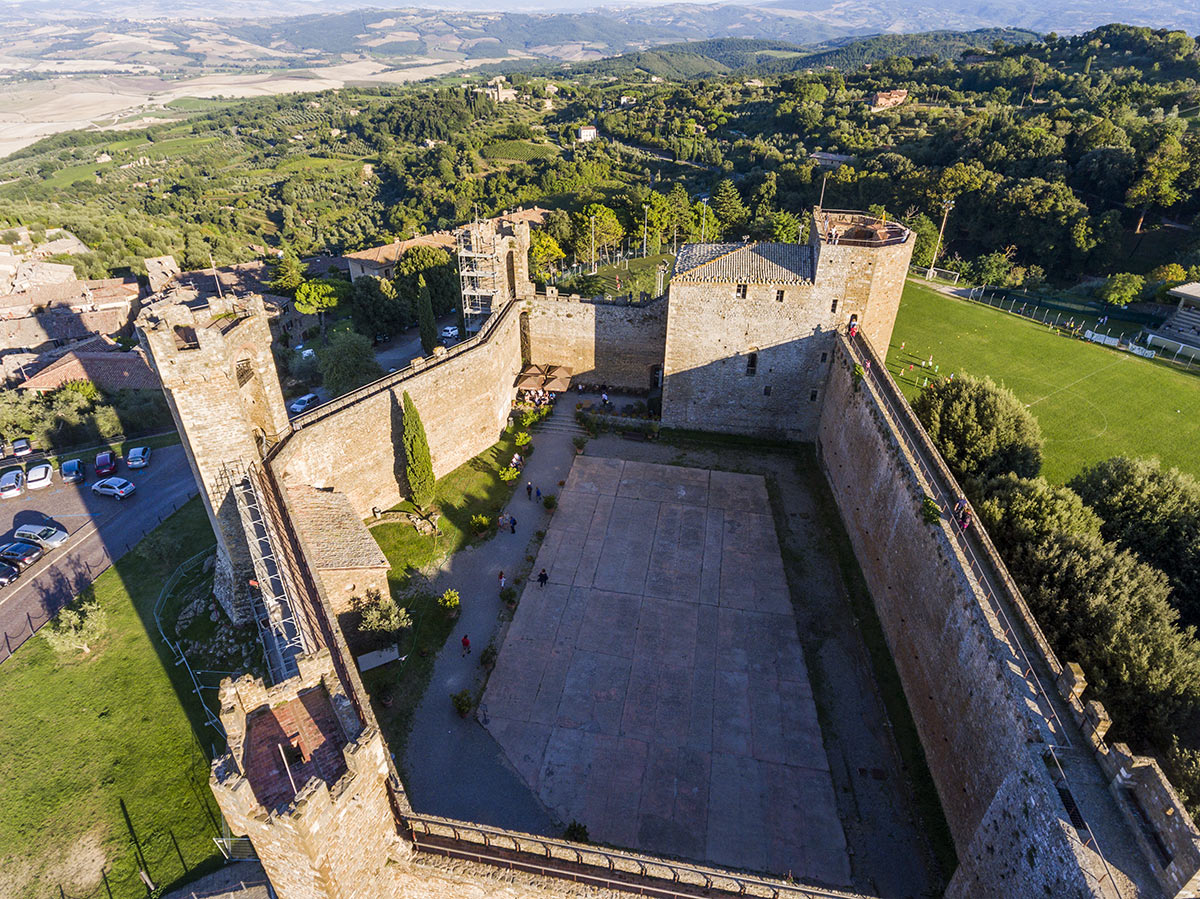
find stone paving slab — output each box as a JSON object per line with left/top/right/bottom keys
{"left": 483, "top": 458, "right": 851, "bottom": 886}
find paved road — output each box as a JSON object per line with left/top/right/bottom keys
{"left": 373, "top": 315, "right": 458, "bottom": 373}
{"left": 0, "top": 444, "right": 197, "bottom": 662}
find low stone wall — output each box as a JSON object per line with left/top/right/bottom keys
{"left": 816, "top": 338, "right": 1101, "bottom": 898}
{"left": 524, "top": 293, "right": 666, "bottom": 392}
{"left": 271, "top": 302, "right": 522, "bottom": 517}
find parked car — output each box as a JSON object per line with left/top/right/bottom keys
{"left": 289, "top": 393, "right": 319, "bottom": 414}
{"left": 61, "top": 459, "right": 85, "bottom": 483}
{"left": 95, "top": 451, "right": 117, "bottom": 476}
{"left": 11, "top": 438, "right": 32, "bottom": 457}
{"left": 92, "top": 477, "right": 135, "bottom": 500}
{"left": 0, "top": 469, "right": 25, "bottom": 499}
{"left": 0, "top": 541, "right": 43, "bottom": 568}
{"left": 0, "top": 561, "right": 18, "bottom": 586}
{"left": 440, "top": 325, "right": 460, "bottom": 341}
{"left": 13, "top": 523, "right": 68, "bottom": 549}
{"left": 127, "top": 446, "right": 152, "bottom": 469}
{"left": 26, "top": 463, "right": 53, "bottom": 490}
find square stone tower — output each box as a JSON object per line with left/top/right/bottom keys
{"left": 210, "top": 650, "right": 404, "bottom": 899}
{"left": 661, "top": 208, "right": 913, "bottom": 440}
{"left": 138, "top": 291, "right": 291, "bottom": 623}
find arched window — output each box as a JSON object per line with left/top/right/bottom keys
{"left": 745, "top": 352, "right": 758, "bottom": 376}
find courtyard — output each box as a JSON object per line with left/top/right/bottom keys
{"left": 481, "top": 457, "right": 851, "bottom": 885}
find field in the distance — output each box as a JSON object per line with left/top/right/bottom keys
{"left": 888, "top": 281, "right": 1200, "bottom": 484}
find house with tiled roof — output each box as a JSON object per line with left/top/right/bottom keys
{"left": 18, "top": 340, "right": 159, "bottom": 394}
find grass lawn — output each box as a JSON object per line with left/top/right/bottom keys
{"left": 889, "top": 281, "right": 1200, "bottom": 484}
{"left": 359, "top": 426, "right": 526, "bottom": 765}
{"left": 0, "top": 499, "right": 224, "bottom": 899}
{"left": 594, "top": 252, "right": 674, "bottom": 297}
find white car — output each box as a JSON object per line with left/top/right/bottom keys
{"left": 289, "top": 393, "right": 319, "bottom": 414}
{"left": 0, "top": 469, "right": 25, "bottom": 499}
{"left": 92, "top": 477, "right": 136, "bottom": 500}
{"left": 13, "top": 523, "right": 68, "bottom": 549}
{"left": 440, "top": 325, "right": 460, "bottom": 341}
{"left": 127, "top": 446, "right": 152, "bottom": 468}
{"left": 11, "top": 438, "right": 32, "bottom": 457}
{"left": 26, "top": 463, "right": 53, "bottom": 490}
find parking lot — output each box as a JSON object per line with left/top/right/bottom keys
{"left": 0, "top": 443, "right": 198, "bottom": 661}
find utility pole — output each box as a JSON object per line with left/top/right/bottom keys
{"left": 818, "top": 173, "right": 828, "bottom": 209}
{"left": 590, "top": 214, "right": 596, "bottom": 274}
{"left": 928, "top": 199, "right": 954, "bottom": 279}
{"left": 701, "top": 198, "right": 709, "bottom": 243}
{"left": 642, "top": 203, "right": 649, "bottom": 258}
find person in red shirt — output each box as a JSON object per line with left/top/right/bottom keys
{"left": 461, "top": 634, "right": 471, "bottom": 656}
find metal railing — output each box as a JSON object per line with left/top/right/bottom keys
{"left": 844, "top": 333, "right": 1122, "bottom": 898}
{"left": 406, "top": 814, "right": 867, "bottom": 899}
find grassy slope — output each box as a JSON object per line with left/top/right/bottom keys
{"left": 0, "top": 499, "right": 222, "bottom": 899}
{"left": 888, "top": 281, "right": 1200, "bottom": 484}
{"left": 362, "top": 427, "right": 525, "bottom": 766}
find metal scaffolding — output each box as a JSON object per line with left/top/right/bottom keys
{"left": 457, "top": 221, "right": 501, "bottom": 331}
{"left": 220, "top": 462, "right": 309, "bottom": 683}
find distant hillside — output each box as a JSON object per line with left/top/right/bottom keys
{"left": 546, "top": 29, "right": 1040, "bottom": 80}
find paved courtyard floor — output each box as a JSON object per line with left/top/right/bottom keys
{"left": 482, "top": 457, "right": 851, "bottom": 885}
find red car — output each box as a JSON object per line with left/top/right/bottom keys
{"left": 95, "top": 451, "right": 117, "bottom": 476}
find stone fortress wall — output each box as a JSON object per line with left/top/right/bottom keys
{"left": 137, "top": 207, "right": 1200, "bottom": 899}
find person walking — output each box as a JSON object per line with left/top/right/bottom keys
{"left": 526, "top": 481, "right": 533, "bottom": 500}
{"left": 498, "top": 571, "right": 506, "bottom": 591}
{"left": 461, "top": 634, "right": 471, "bottom": 656}
{"left": 953, "top": 497, "right": 967, "bottom": 518}
{"left": 535, "top": 487, "right": 542, "bottom": 502}
{"left": 537, "top": 568, "right": 549, "bottom": 588}
{"left": 509, "top": 515, "right": 518, "bottom": 534}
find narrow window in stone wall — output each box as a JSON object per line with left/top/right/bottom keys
{"left": 775, "top": 289, "right": 784, "bottom": 302}
{"left": 763, "top": 385, "right": 772, "bottom": 396}
{"left": 820, "top": 352, "right": 828, "bottom": 363}
{"left": 830, "top": 298, "right": 838, "bottom": 313}
{"left": 810, "top": 389, "right": 819, "bottom": 401}
{"left": 736, "top": 284, "right": 748, "bottom": 299}
{"left": 745, "top": 352, "right": 757, "bottom": 376}
{"left": 235, "top": 359, "right": 254, "bottom": 387}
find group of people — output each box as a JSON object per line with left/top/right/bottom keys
{"left": 822, "top": 213, "right": 842, "bottom": 245}
{"left": 520, "top": 389, "right": 557, "bottom": 408}
{"left": 510, "top": 452, "right": 525, "bottom": 471}
{"left": 953, "top": 497, "right": 972, "bottom": 531}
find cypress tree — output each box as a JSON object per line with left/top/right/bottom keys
{"left": 402, "top": 391, "right": 435, "bottom": 509}
{"left": 417, "top": 273, "right": 437, "bottom": 354}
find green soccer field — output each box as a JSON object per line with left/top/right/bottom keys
{"left": 887, "top": 282, "right": 1200, "bottom": 485}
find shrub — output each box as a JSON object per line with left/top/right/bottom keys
{"left": 451, "top": 689, "right": 474, "bottom": 717}
{"left": 352, "top": 588, "right": 412, "bottom": 634}
{"left": 514, "top": 431, "right": 532, "bottom": 447}
{"left": 43, "top": 594, "right": 108, "bottom": 656}
{"left": 439, "top": 589, "right": 461, "bottom": 612}
{"left": 543, "top": 493, "right": 558, "bottom": 510}
{"left": 564, "top": 820, "right": 589, "bottom": 842}
{"left": 470, "top": 513, "right": 492, "bottom": 532}
{"left": 480, "top": 643, "right": 498, "bottom": 668}
{"left": 499, "top": 586, "right": 518, "bottom": 605}
{"left": 572, "top": 435, "right": 587, "bottom": 450}
{"left": 498, "top": 466, "right": 520, "bottom": 482}
{"left": 920, "top": 496, "right": 941, "bottom": 524}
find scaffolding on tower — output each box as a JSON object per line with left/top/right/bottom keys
{"left": 457, "top": 220, "right": 501, "bottom": 333}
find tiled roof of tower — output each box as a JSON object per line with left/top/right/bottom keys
{"left": 673, "top": 242, "right": 815, "bottom": 284}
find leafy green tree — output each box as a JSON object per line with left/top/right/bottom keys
{"left": 978, "top": 474, "right": 1103, "bottom": 557}
{"left": 529, "top": 230, "right": 565, "bottom": 280}
{"left": 907, "top": 213, "right": 940, "bottom": 268}
{"left": 691, "top": 200, "right": 721, "bottom": 242}
{"left": 348, "top": 275, "right": 403, "bottom": 337}
{"left": 402, "top": 391, "right": 435, "bottom": 509}
{"left": 544, "top": 208, "right": 572, "bottom": 245}
{"left": 1070, "top": 457, "right": 1200, "bottom": 624}
{"left": 294, "top": 279, "right": 341, "bottom": 340}
{"left": 417, "top": 274, "right": 437, "bottom": 355}
{"left": 913, "top": 374, "right": 1043, "bottom": 488}
{"left": 1128, "top": 136, "right": 1188, "bottom": 233}
{"left": 352, "top": 588, "right": 412, "bottom": 636}
{"left": 664, "top": 183, "right": 694, "bottom": 251}
{"left": 768, "top": 211, "right": 802, "bottom": 243}
{"left": 318, "top": 330, "right": 383, "bottom": 398}
{"left": 711, "top": 179, "right": 748, "bottom": 232}
{"left": 570, "top": 204, "right": 623, "bottom": 264}
{"left": 1097, "top": 272, "right": 1144, "bottom": 307}
{"left": 269, "top": 248, "right": 306, "bottom": 296}
{"left": 1016, "top": 532, "right": 1200, "bottom": 744}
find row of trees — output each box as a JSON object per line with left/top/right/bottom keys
{"left": 0, "top": 380, "right": 172, "bottom": 453}
{"left": 914, "top": 374, "right": 1200, "bottom": 813}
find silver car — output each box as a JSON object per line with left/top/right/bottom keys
{"left": 13, "top": 523, "right": 69, "bottom": 549}
{"left": 0, "top": 469, "right": 25, "bottom": 499}
{"left": 127, "top": 446, "right": 152, "bottom": 469}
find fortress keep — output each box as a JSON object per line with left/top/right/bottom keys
{"left": 138, "top": 208, "right": 1200, "bottom": 899}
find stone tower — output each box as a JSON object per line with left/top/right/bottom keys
{"left": 661, "top": 208, "right": 914, "bottom": 440}
{"left": 210, "top": 651, "right": 404, "bottom": 899}
{"left": 138, "top": 292, "right": 291, "bottom": 624}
